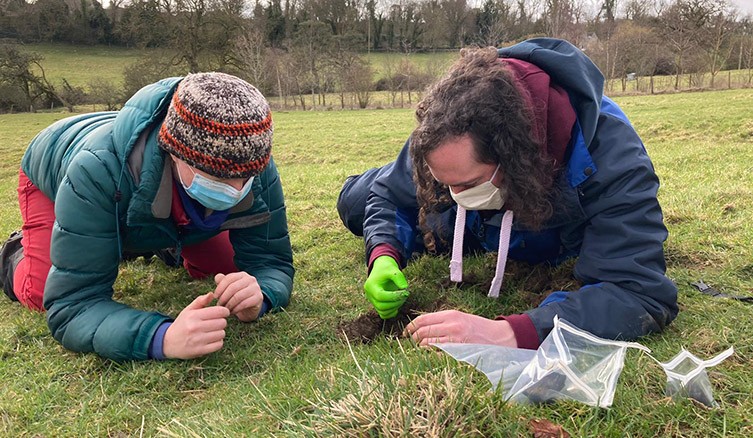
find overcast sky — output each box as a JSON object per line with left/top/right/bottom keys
{"left": 730, "top": 0, "right": 753, "bottom": 17}
{"left": 98, "top": 0, "right": 753, "bottom": 19}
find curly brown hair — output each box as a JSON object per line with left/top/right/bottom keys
{"left": 410, "top": 47, "right": 558, "bottom": 253}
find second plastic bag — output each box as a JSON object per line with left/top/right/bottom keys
{"left": 658, "top": 347, "right": 734, "bottom": 407}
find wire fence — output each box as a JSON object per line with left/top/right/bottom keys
{"left": 606, "top": 69, "right": 753, "bottom": 95}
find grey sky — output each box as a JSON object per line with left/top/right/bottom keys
{"left": 730, "top": 0, "right": 753, "bottom": 17}
{"left": 98, "top": 0, "right": 753, "bottom": 19}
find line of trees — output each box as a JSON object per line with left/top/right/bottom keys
{"left": 1, "top": 0, "right": 753, "bottom": 113}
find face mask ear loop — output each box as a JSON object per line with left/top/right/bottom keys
{"left": 490, "top": 164, "right": 500, "bottom": 182}
{"left": 174, "top": 159, "right": 195, "bottom": 190}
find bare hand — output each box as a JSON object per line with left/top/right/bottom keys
{"left": 404, "top": 310, "right": 518, "bottom": 347}
{"left": 214, "top": 272, "right": 264, "bottom": 322}
{"left": 163, "top": 292, "right": 229, "bottom": 359}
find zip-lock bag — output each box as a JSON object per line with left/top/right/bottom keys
{"left": 659, "top": 347, "right": 735, "bottom": 407}
{"left": 432, "top": 343, "right": 537, "bottom": 393}
{"left": 435, "top": 316, "right": 650, "bottom": 407}
{"left": 505, "top": 316, "right": 650, "bottom": 407}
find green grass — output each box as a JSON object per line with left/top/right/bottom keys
{"left": 365, "top": 50, "right": 458, "bottom": 77}
{"left": 21, "top": 43, "right": 459, "bottom": 93}
{"left": 20, "top": 41, "right": 753, "bottom": 103}
{"left": 1, "top": 89, "right": 753, "bottom": 436}
{"left": 22, "top": 43, "right": 149, "bottom": 89}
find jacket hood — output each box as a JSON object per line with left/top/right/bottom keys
{"left": 502, "top": 58, "right": 575, "bottom": 169}
{"left": 498, "top": 38, "right": 604, "bottom": 148}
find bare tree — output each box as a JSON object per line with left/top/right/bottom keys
{"left": 441, "top": 0, "right": 470, "bottom": 48}
{"left": 659, "top": 0, "right": 712, "bottom": 89}
{"left": 387, "top": 0, "right": 423, "bottom": 52}
{"left": 306, "top": 0, "right": 362, "bottom": 35}
{"left": 365, "top": 0, "right": 387, "bottom": 51}
{"left": 378, "top": 53, "right": 403, "bottom": 106}
{"left": 265, "top": 48, "right": 295, "bottom": 109}
{"left": 475, "top": 0, "right": 515, "bottom": 47}
{"left": 234, "top": 25, "right": 270, "bottom": 92}
{"left": 544, "top": 0, "right": 570, "bottom": 38}
{"left": 542, "top": 0, "right": 585, "bottom": 44}
{"left": 421, "top": 0, "right": 444, "bottom": 49}
{"left": 697, "top": 0, "right": 735, "bottom": 88}
{"left": 159, "top": 0, "right": 244, "bottom": 72}
{"left": 272, "top": 48, "right": 309, "bottom": 110}
{"left": 88, "top": 77, "right": 122, "bottom": 111}
{"left": 739, "top": 18, "right": 753, "bottom": 85}
{"left": 398, "top": 56, "right": 422, "bottom": 104}
{"left": 290, "top": 20, "right": 333, "bottom": 108}
{"left": 162, "top": 0, "right": 207, "bottom": 72}
{"left": 343, "top": 57, "right": 374, "bottom": 108}
{"left": 624, "top": 0, "right": 655, "bottom": 23}
{"left": 0, "top": 45, "right": 68, "bottom": 112}
{"left": 610, "top": 21, "right": 660, "bottom": 92}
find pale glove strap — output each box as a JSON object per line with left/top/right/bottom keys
{"left": 450, "top": 206, "right": 466, "bottom": 283}
{"left": 488, "top": 210, "right": 514, "bottom": 298}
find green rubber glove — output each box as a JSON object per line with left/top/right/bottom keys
{"left": 364, "top": 256, "right": 409, "bottom": 319}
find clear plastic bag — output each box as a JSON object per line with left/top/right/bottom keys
{"left": 432, "top": 343, "right": 536, "bottom": 393}
{"left": 505, "top": 316, "right": 650, "bottom": 407}
{"left": 434, "top": 316, "right": 650, "bottom": 407}
{"left": 658, "top": 347, "right": 734, "bottom": 407}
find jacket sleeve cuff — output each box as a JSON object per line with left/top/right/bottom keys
{"left": 495, "top": 314, "right": 540, "bottom": 350}
{"left": 257, "top": 296, "right": 271, "bottom": 318}
{"left": 149, "top": 321, "right": 172, "bottom": 360}
{"left": 367, "top": 244, "right": 402, "bottom": 273}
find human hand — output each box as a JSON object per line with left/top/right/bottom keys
{"left": 214, "top": 272, "right": 265, "bottom": 322}
{"left": 163, "top": 292, "right": 230, "bottom": 359}
{"left": 364, "top": 256, "right": 409, "bottom": 319}
{"left": 404, "top": 310, "right": 518, "bottom": 347}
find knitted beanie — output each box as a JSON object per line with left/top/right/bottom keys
{"left": 158, "top": 72, "right": 273, "bottom": 179}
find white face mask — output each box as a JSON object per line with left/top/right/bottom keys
{"left": 448, "top": 164, "right": 506, "bottom": 210}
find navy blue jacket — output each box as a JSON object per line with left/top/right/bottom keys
{"left": 359, "top": 38, "right": 678, "bottom": 343}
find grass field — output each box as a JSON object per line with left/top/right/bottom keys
{"left": 1, "top": 89, "right": 752, "bottom": 436}
{"left": 22, "top": 42, "right": 752, "bottom": 101}
{"left": 22, "top": 43, "right": 149, "bottom": 88}
{"left": 21, "top": 43, "right": 458, "bottom": 91}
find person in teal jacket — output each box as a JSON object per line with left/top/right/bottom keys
{"left": 0, "top": 72, "right": 294, "bottom": 361}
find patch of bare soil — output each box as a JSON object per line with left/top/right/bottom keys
{"left": 339, "top": 261, "right": 581, "bottom": 344}
{"left": 338, "top": 297, "right": 449, "bottom": 344}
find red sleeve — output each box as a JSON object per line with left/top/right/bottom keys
{"left": 496, "top": 313, "right": 540, "bottom": 350}
{"left": 367, "top": 243, "right": 403, "bottom": 273}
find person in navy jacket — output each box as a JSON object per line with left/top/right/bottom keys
{"left": 337, "top": 38, "right": 678, "bottom": 349}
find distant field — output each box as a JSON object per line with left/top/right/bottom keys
{"left": 23, "top": 43, "right": 459, "bottom": 92}
{"left": 23, "top": 43, "right": 148, "bottom": 88}
{"left": 365, "top": 50, "right": 458, "bottom": 77}
{"left": 21, "top": 42, "right": 753, "bottom": 100}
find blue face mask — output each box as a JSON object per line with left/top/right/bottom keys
{"left": 178, "top": 164, "right": 254, "bottom": 211}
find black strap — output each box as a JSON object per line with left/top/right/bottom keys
{"left": 690, "top": 280, "right": 753, "bottom": 303}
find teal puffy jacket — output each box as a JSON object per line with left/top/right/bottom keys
{"left": 21, "top": 77, "right": 294, "bottom": 361}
